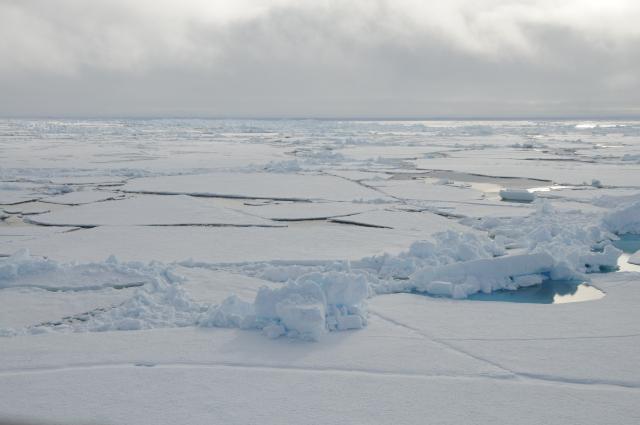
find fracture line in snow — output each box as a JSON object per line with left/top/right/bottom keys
{"left": 440, "top": 334, "right": 640, "bottom": 342}
{"left": 369, "top": 311, "right": 640, "bottom": 390}
{"left": 323, "top": 171, "right": 407, "bottom": 204}
{"left": 0, "top": 360, "right": 637, "bottom": 391}
{"left": 0, "top": 281, "right": 147, "bottom": 292}
{"left": 0, "top": 361, "right": 507, "bottom": 381}
{"left": 369, "top": 311, "right": 517, "bottom": 376}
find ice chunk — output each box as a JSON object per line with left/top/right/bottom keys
{"left": 254, "top": 281, "right": 326, "bottom": 321}
{"left": 499, "top": 188, "right": 536, "bottom": 202}
{"left": 199, "top": 295, "right": 255, "bottom": 328}
{"left": 411, "top": 253, "right": 555, "bottom": 296}
{"left": 299, "top": 272, "right": 369, "bottom": 306}
{"left": 276, "top": 296, "right": 326, "bottom": 340}
{"left": 335, "top": 313, "right": 364, "bottom": 330}
{"left": 603, "top": 201, "right": 640, "bottom": 235}
{"left": 579, "top": 244, "right": 622, "bottom": 272}
{"left": 425, "top": 281, "right": 454, "bottom": 296}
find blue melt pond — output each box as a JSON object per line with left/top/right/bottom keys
{"left": 466, "top": 235, "right": 640, "bottom": 304}
{"left": 611, "top": 234, "right": 640, "bottom": 253}
{"left": 466, "top": 280, "right": 604, "bottom": 304}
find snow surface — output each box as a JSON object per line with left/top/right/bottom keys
{"left": 237, "top": 200, "right": 374, "bottom": 221}
{"left": 123, "top": 172, "right": 389, "bottom": 202}
{"left": 2, "top": 119, "right": 640, "bottom": 424}
{"left": 28, "top": 195, "right": 284, "bottom": 227}
{"left": 40, "top": 189, "right": 126, "bottom": 205}
{"left": 3, "top": 202, "right": 52, "bottom": 215}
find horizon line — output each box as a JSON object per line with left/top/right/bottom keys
{"left": 2, "top": 114, "right": 640, "bottom": 122}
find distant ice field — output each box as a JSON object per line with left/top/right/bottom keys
{"left": 1, "top": 119, "right": 640, "bottom": 425}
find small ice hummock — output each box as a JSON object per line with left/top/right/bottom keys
{"left": 201, "top": 271, "right": 370, "bottom": 341}
{"left": 499, "top": 188, "right": 536, "bottom": 202}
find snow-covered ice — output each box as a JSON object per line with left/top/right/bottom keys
{"left": 499, "top": 188, "right": 536, "bottom": 202}
{"left": 40, "top": 189, "right": 126, "bottom": 205}
{"left": 1, "top": 119, "right": 640, "bottom": 425}
{"left": 123, "top": 171, "right": 389, "bottom": 202}
{"left": 28, "top": 195, "right": 284, "bottom": 227}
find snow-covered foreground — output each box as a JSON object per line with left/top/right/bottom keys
{"left": 1, "top": 119, "right": 640, "bottom": 424}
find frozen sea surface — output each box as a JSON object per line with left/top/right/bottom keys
{"left": 1, "top": 119, "right": 640, "bottom": 425}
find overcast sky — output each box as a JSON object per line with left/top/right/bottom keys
{"left": 1, "top": 0, "right": 639, "bottom": 118}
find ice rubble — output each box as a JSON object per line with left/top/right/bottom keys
{"left": 200, "top": 272, "right": 369, "bottom": 340}
{"left": 249, "top": 201, "right": 627, "bottom": 302}
{"left": 602, "top": 200, "right": 640, "bottom": 235}
{"left": 1, "top": 198, "right": 633, "bottom": 340}
{"left": 0, "top": 250, "right": 368, "bottom": 341}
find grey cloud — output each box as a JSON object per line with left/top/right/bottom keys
{"left": 1, "top": 0, "right": 639, "bottom": 118}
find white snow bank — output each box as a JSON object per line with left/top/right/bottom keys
{"left": 201, "top": 271, "right": 369, "bottom": 340}
{"left": 603, "top": 201, "right": 640, "bottom": 235}
{"left": 469, "top": 201, "right": 621, "bottom": 274}
{"left": 410, "top": 253, "right": 554, "bottom": 299}
{"left": 248, "top": 204, "right": 626, "bottom": 302}
{"left": 356, "top": 202, "right": 624, "bottom": 298}
{"left": 0, "top": 249, "right": 153, "bottom": 291}
{"left": 499, "top": 188, "right": 535, "bottom": 202}
{"left": 0, "top": 250, "right": 368, "bottom": 341}
{"left": 355, "top": 230, "right": 505, "bottom": 281}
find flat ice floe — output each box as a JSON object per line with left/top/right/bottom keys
{"left": 40, "top": 189, "right": 126, "bottom": 205}
{"left": 0, "top": 224, "right": 428, "bottom": 263}
{"left": 329, "top": 208, "right": 470, "bottom": 234}
{"left": 237, "top": 201, "right": 375, "bottom": 221}
{"left": 28, "top": 195, "right": 283, "bottom": 227}
{"left": 0, "top": 285, "right": 136, "bottom": 329}
{"left": 0, "top": 225, "right": 78, "bottom": 244}
{"left": 3, "top": 202, "right": 52, "bottom": 215}
{"left": 416, "top": 154, "right": 640, "bottom": 187}
{"left": 418, "top": 200, "right": 534, "bottom": 218}
{"left": 0, "top": 183, "right": 43, "bottom": 205}
{"left": 366, "top": 178, "right": 484, "bottom": 202}
{"left": 122, "top": 172, "right": 390, "bottom": 202}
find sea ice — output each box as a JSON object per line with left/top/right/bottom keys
{"left": 28, "top": 195, "right": 283, "bottom": 227}
{"left": 603, "top": 200, "right": 640, "bottom": 235}
{"left": 122, "top": 172, "right": 388, "bottom": 202}
{"left": 1, "top": 119, "right": 640, "bottom": 424}
{"left": 41, "top": 189, "right": 126, "bottom": 205}
{"left": 499, "top": 188, "right": 536, "bottom": 202}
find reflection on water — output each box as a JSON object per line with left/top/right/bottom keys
{"left": 612, "top": 234, "right": 640, "bottom": 273}
{"left": 419, "top": 234, "right": 639, "bottom": 305}
{"left": 611, "top": 234, "right": 640, "bottom": 254}
{"left": 617, "top": 253, "right": 640, "bottom": 272}
{"left": 466, "top": 280, "right": 605, "bottom": 304}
